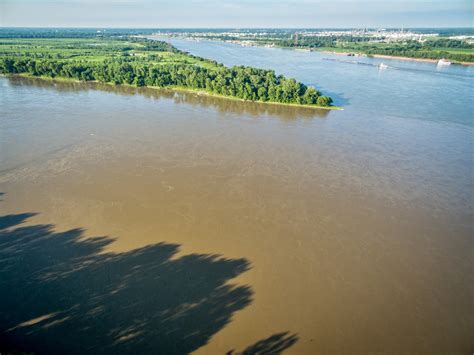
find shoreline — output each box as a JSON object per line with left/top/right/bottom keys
{"left": 369, "top": 54, "right": 438, "bottom": 64}
{"left": 169, "top": 37, "right": 474, "bottom": 66}
{"left": 9, "top": 74, "right": 342, "bottom": 111}
{"left": 275, "top": 46, "right": 474, "bottom": 66}
{"left": 160, "top": 85, "right": 342, "bottom": 110}
{"left": 285, "top": 47, "right": 474, "bottom": 66}
{"left": 273, "top": 45, "right": 474, "bottom": 66}
{"left": 368, "top": 54, "right": 474, "bottom": 66}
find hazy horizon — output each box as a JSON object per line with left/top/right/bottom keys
{"left": 0, "top": 26, "right": 472, "bottom": 30}
{"left": 1, "top": 0, "right": 472, "bottom": 28}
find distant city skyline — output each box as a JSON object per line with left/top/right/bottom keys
{"left": 1, "top": 0, "right": 472, "bottom": 28}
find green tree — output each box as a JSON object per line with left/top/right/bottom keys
{"left": 316, "top": 96, "right": 333, "bottom": 107}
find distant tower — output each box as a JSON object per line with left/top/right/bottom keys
{"left": 294, "top": 32, "right": 299, "bottom": 46}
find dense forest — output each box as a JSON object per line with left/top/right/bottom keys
{"left": 0, "top": 57, "right": 331, "bottom": 105}
{"left": 0, "top": 36, "right": 333, "bottom": 107}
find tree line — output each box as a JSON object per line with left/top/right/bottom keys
{"left": 0, "top": 57, "right": 332, "bottom": 106}
{"left": 0, "top": 28, "right": 154, "bottom": 39}
{"left": 362, "top": 48, "right": 474, "bottom": 62}
{"left": 250, "top": 35, "right": 474, "bottom": 62}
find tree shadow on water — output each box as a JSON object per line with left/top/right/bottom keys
{"left": 0, "top": 211, "right": 254, "bottom": 354}
{"left": 228, "top": 332, "right": 299, "bottom": 355}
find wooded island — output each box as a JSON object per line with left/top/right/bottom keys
{"left": 0, "top": 34, "right": 335, "bottom": 108}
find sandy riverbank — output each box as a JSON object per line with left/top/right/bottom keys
{"left": 373, "top": 54, "right": 474, "bottom": 66}
{"left": 320, "top": 51, "right": 474, "bottom": 66}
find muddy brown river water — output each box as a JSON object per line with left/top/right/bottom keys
{"left": 0, "top": 42, "right": 472, "bottom": 355}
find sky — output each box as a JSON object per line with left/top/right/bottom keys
{"left": 0, "top": 0, "right": 472, "bottom": 28}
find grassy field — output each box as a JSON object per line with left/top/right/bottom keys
{"left": 0, "top": 38, "right": 215, "bottom": 66}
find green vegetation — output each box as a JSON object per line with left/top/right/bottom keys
{"left": 261, "top": 37, "right": 473, "bottom": 62}
{"left": 0, "top": 36, "right": 334, "bottom": 108}
{"left": 192, "top": 32, "right": 474, "bottom": 63}
{"left": 0, "top": 28, "right": 156, "bottom": 39}
{"left": 329, "top": 39, "right": 474, "bottom": 63}
{"left": 270, "top": 38, "right": 474, "bottom": 63}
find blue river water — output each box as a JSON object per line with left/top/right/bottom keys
{"left": 163, "top": 37, "right": 474, "bottom": 127}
